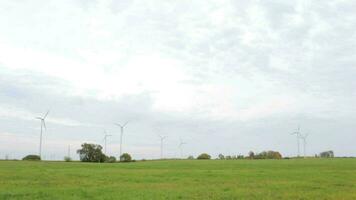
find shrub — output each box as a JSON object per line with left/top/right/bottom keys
{"left": 218, "top": 154, "right": 225, "bottom": 160}
{"left": 120, "top": 153, "right": 132, "bottom": 162}
{"left": 77, "top": 143, "right": 107, "bottom": 162}
{"left": 197, "top": 153, "right": 211, "bottom": 160}
{"left": 254, "top": 151, "right": 282, "bottom": 159}
{"left": 187, "top": 155, "right": 194, "bottom": 159}
{"left": 22, "top": 155, "right": 41, "bottom": 161}
{"left": 106, "top": 156, "right": 117, "bottom": 163}
{"left": 64, "top": 156, "right": 72, "bottom": 162}
{"left": 319, "top": 151, "right": 334, "bottom": 158}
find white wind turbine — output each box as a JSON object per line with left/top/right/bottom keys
{"left": 114, "top": 121, "right": 129, "bottom": 159}
{"left": 291, "top": 125, "right": 301, "bottom": 157}
{"left": 158, "top": 135, "right": 166, "bottom": 159}
{"left": 178, "top": 138, "right": 186, "bottom": 159}
{"left": 36, "top": 110, "right": 49, "bottom": 158}
{"left": 103, "top": 130, "right": 112, "bottom": 155}
{"left": 299, "top": 133, "right": 309, "bottom": 158}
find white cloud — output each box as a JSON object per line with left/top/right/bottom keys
{"left": 1, "top": 0, "right": 356, "bottom": 158}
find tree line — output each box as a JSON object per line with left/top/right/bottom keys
{"left": 18, "top": 142, "right": 336, "bottom": 161}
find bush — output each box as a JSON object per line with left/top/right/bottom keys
{"left": 197, "top": 153, "right": 211, "bottom": 160}
{"left": 64, "top": 156, "right": 72, "bottom": 162}
{"left": 120, "top": 153, "right": 132, "bottom": 162}
{"left": 22, "top": 155, "right": 41, "bottom": 161}
{"left": 218, "top": 154, "right": 225, "bottom": 160}
{"left": 106, "top": 156, "right": 117, "bottom": 163}
{"left": 254, "top": 151, "right": 282, "bottom": 159}
{"left": 77, "top": 143, "right": 107, "bottom": 162}
{"left": 187, "top": 155, "right": 194, "bottom": 160}
{"left": 319, "top": 151, "right": 334, "bottom": 158}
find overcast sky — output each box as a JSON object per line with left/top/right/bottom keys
{"left": 0, "top": 0, "right": 355, "bottom": 160}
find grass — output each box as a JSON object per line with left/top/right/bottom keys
{"left": 0, "top": 159, "right": 356, "bottom": 199}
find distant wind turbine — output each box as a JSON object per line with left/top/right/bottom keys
{"left": 114, "top": 121, "right": 129, "bottom": 159}
{"left": 158, "top": 135, "right": 166, "bottom": 159}
{"left": 291, "top": 125, "right": 301, "bottom": 157}
{"left": 103, "top": 130, "right": 112, "bottom": 155}
{"left": 36, "top": 110, "right": 49, "bottom": 158}
{"left": 178, "top": 138, "right": 186, "bottom": 159}
{"left": 299, "top": 133, "right": 309, "bottom": 158}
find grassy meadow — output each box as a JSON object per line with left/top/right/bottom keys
{"left": 0, "top": 159, "right": 356, "bottom": 199}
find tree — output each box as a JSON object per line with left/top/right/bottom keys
{"left": 120, "top": 153, "right": 132, "bottom": 162}
{"left": 319, "top": 151, "right": 334, "bottom": 158}
{"left": 254, "top": 151, "right": 282, "bottom": 159}
{"left": 248, "top": 151, "right": 255, "bottom": 159}
{"left": 237, "top": 155, "right": 244, "bottom": 159}
{"left": 64, "top": 156, "right": 72, "bottom": 162}
{"left": 187, "top": 155, "right": 194, "bottom": 159}
{"left": 77, "top": 143, "right": 107, "bottom": 162}
{"left": 218, "top": 154, "right": 225, "bottom": 160}
{"left": 197, "top": 153, "right": 211, "bottom": 159}
{"left": 22, "top": 155, "right": 41, "bottom": 161}
{"left": 106, "top": 156, "right": 117, "bottom": 163}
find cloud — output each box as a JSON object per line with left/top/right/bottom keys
{"left": 0, "top": 0, "right": 356, "bottom": 158}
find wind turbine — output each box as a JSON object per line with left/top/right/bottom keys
{"left": 299, "top": 133, "right": 309, "bottom": 158}
{"left": 158, "top": 135, "right": 166, "bottom": 159}
{"left": 36, "top": 110, "right": 49, "bottom": 158}
{"left": 178, "top": 138, "right": 186, "bottom": 159}
{"left": 114, "top": 121, "right": 129, "bottom": 159}
{"left": 103, "top": 130, "right": 112, "bottom": 155}
{"left": 291, "top": 125, "right": 301, "bottom": 157}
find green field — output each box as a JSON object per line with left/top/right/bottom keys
{"left": 1, "top": 159, "right": 356, "bottom": 199}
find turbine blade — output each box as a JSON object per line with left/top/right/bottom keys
{"left": 44, "top": 110, "right": 50, "bottom": 119}
{"left": 123, "top": 121, "right": 129, "bottom": 127}
{"left": 114, "top": 123, "right": 122, "bottom": 127}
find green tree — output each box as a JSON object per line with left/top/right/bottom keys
{"left": 248, "top": 151, "right": 255, "bottom": 159}
{"left": 64, "top": 156, "right": 72, "bottom": 162}
{"left": 319, "top": 150, "right": 334, "bottom": 158}
{"left": 106, "top": 156, "right": 117, "bottom": 163}
{"left": 197, "top": 153, "right": 211, "bottom": 159}
{"left": 22, "top": 155, "right": 41, "bottom": 161}
{"left": 218, "top": 154, "right": 225, "bottom": 160}
{"left": 187, "top": 155, "right": 194, "bottom": 159}
{"left": 77, "top": 143, "right": 107, "bottom": 162}
{"left": 120, "top": 153, "right": 132, "bottom": 162}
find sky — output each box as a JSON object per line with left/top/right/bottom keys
{"left": 0, "top": 0, "right": 355, "bottom": 160}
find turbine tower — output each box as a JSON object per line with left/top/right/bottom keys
{"left": 291, "top": 125, "right": 301, "bottom": 157}
{"left": 299, "top": 133, "right": 309, "bottom": 158}
{"left": 178, "top": 138, "right": 186, "bottom": 159}
{"left": 115, "top": 121, "right": 129, "bottom": 159}
{"left": 103, "top": 130, "right": 112, "bottom": 155}
{"left": 158, "top": 135, "right": 166, "bottom": 159}
{"left": 36, "top": 110, "right": 49, "bottom": 158}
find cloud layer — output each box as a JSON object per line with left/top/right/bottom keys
{"left": 1, "top": 0, "right": 356, "bottom": 159}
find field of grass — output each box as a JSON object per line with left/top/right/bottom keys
{"left": 1, "top": 159, "right": 356, "bottom": 199}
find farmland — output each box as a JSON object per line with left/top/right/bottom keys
{"left": 0, "top": 159, "right": 356, "bottom": 199}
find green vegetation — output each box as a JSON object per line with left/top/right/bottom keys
{"left": 1, "top": 159, "right": 356, "bottom": 199}
{"left": 197, "top": 153, "right": 211, "bottom": 159}
{"left": 320, "top": 150, "right": 334, "bottom": 158}
{"left": 64, "top": 156, "right": 72, "bottom": 162}
{"left": 120, "top": 153, "right": 132, "bottom": 162}
{"left": 22, "top": 155, "right": 41, "bottom": 161}
{"left": 77, "top": 143, "right": 107, "bottom": 163}
{"left": 106, "top": 156, "right": 116, "bottom": 163}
